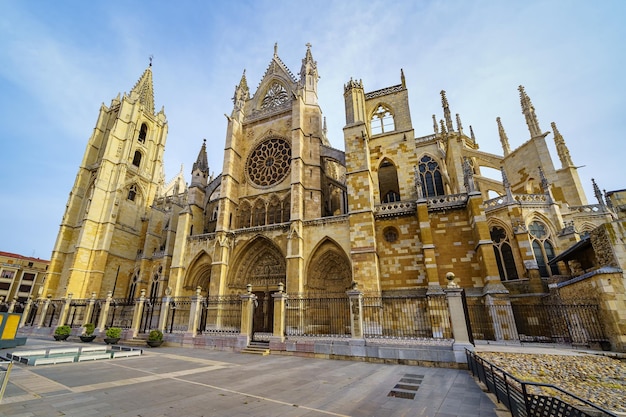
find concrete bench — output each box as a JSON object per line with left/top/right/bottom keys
{"left": 32, "top": 356, "right": 76, "bottom": 366}
{"left": 80, "top": 346, "right": 108, "bottom": 354}
{"left": 47, "top": 348, "right": 79, "bottom": 356}
{"left": 77, "top": 352, "right": 112, "bottom": 362}
{"left": 112, "top": 350, "right": 142, "bottom": 358}
{"left": 8, "top": 349, "right": 47, "bottom": 359}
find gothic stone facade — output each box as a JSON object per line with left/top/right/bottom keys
{"left": 43, "top": 46, "right": 614, "bottom": 328}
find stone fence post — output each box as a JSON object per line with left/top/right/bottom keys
{"left": 98, "top": 291, "right": 113, "bottom": 332}
{"left": 83, "top": 292, "right": 96, "bottom": 329}
{"left": 188, "top": 287, "right": 204, "bottom": 337}
{"left": 131, "top": 289, "right": 146, "bottom": 338}
{"left": 271, "top": 282, "right": 287, "bottom": 343}
{"left": 57, "top": 293, "right": 73, "bottom": 327}
{"left": 36, "top": 296, "right": 51, "bottom": 328}
{"left": 238, "top": 284, "right": 257, "bottom": 349}
{"left": 19, "top": 297, "right": 33, "bottom": 327}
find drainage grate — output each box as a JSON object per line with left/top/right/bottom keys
{"left": 387, "top": 373, "right": 424, "bottom": 400}
{"left": 388, "top": 390, "right": 416, "bottom": 399}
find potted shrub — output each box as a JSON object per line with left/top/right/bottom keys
{"left": 54, "top": 325, "right": 71, "bottom": 341}
{"left": 80, "top": 323, "right": 96, "bottom": 342}
{"left": 146, "top": 329, "right": 163, "bottom": 347}
{"left": 104, "top": 327, "right": 122, "bottom": 344}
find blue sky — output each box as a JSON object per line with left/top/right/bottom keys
{"left": 1, "top": 0, "right": 624, "bottom": 259}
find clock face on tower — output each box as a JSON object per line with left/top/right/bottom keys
{"left": 246, "top": 138, "right": 292, "bottom": 187}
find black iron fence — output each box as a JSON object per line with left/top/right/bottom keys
{"left": 362, "top": 293, "right": 450, "bottom": 339}
{"left": 165, "top": 297, "right": 191, "bottom": 334}
{"left": 199, "top": 295, "right": 241, "bottom": 334}
{"left": 108, "top": 299, "right": 135, "bottom": 329}
{"left": 466, "top": 349, "right": 617, "bottom": 417}
{"left": 285, "top": 293, "right": 351, "bottom": 337}
{"left": 467, "top": 302, "right": 608, "bottom": 347}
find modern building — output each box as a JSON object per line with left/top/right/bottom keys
{"left": 0, "top": 251, "right": 48, "bottom": 305}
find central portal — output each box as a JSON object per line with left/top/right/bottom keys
{"left": 252, "top": 290, "right": 276, "bottom": 341}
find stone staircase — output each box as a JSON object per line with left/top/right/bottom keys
{"left": 241, "top": 340, "right": 270, "bottom": 355}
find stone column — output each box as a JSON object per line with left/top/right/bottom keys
{"left": 84, "top": 292, "right": 96, "bottom": 328}
{"left": 7, "top": 297, "right": 17, "bottom": 313}
{"left": 238, "top": 284, "right": 257, "bottom": 349}
{"left": 271, "top": 283, "right": 287, "bottom": 343}
{"left": 57, "top": 293, "right": 73, "bottom": 326}
{"left": 131, "top": 289, "right": 146, "bottom": 338}
{"left": 97, "top": 291, "right": 112, "bottom": 332}
{"left": 36, "top": 296, "right": 51, "bottom": 328}
{"left": 445, "top": 282, "right": 473, "bottom": 363}
{"left": 19, "top": 297, "right": 33, "bottom": 327}
{"left": 485, "top": 293, "right": 519, "bottom": 341}
{"left": 158, "top": 295, "right": 171, "bottom": 333}
{"left": 188, "top": 287, "right": 204, "bottom": 337}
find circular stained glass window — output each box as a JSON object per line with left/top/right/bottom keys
{"left": 247, "top": 138, "right": 291, "bottom": 187}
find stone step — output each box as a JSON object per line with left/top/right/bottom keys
{"left": 241, "top": 347, "right": 270, "bottom": 355}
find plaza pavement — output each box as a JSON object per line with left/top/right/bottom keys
{"left": 0, "top": 337, "right": 504, "bottom": 417}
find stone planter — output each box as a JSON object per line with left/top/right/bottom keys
{"left": 146, "top": 340, "right": 163, "bottom": 348}
{"left": 80, "top": 335, "right": 97, "bottom": 343}
{"left": 104, "top": 337, "right": 120, "bottom": 345}
{"left": 53, "top": 334, "right": 69, "bottom": 341}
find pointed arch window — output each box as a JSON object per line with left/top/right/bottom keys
{"left": 418, "top": 155, "right": 445, "bottom": 197}
{"left": 127, "top": 272, "right": 139, "bottom": 303}
{"left": 490, "top": 226, "right": 518, "bottom": 280}
{"left": 149, "top": 267, "right": 161, "bottom": 302}
{"left": 253, "top": 201, "right": 266, "bottom": 227}
{"left": 138, "top": 123, "right": 148, "bottom": 143}
{"left": 238, "top": 203, "right": 252, "bottom": 228}
{"left": 378, "top": 159, "right": 401, "bottom": 203}
{"left": 370, "top": 105, "right": 395, "bottom": 135}
{"left": 528, "top": 220, "right": 559, "bottom": 276}
{"left": 132, "top": 150, "right": 142, "bottom": 167}
{"left": 128, "top": 184, "right": 138, "bottom": 202}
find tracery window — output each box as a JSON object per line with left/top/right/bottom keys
{"left": 370, "top": 105, "right": 395, "bottom": 135}
{"left": 383, "top": 227, "right": 398, "bottom": 243}
{"left": 238, "top": 203, "right": 252, "bottom": 228}
{"left": 528, "top": 220, "right": 559, "bottom": 276}
{"left": 418, "top": 155, "right": 445, "bottom": 197}
{"left": 138, "top": 123, "right": 147, "bottom": 143}
{"left": 246, "top": 138, "right": 291, "bottom": 187}
{"left": 261, "top": 82, "right": 289, "bottom": 109}
{"left": 149, "top": 267, "right": 161, "bottom": 302}
{"left": 490, "top": 226, "right": 518, "bottom": 280}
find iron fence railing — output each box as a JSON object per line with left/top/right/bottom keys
{"left": 285, "top": 293, "right": 350, "bottom": 337}
{"left": 466, "top": 349, "right": 617, "bottom": 417}
{"left": 199, "top": 295, "right": 241, "bottom": 334}
{"left": 108, "top": 299, "right": 135, "bottom": 329}
{"left": 467, "top": 302, "right": 608, "bottom": 347}
{"left": 362, "top": 293, "right": 450, "bottom": 339}
{"left": 166, "top": 297, "right": 191, "bottom": 334}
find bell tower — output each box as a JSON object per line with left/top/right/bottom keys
{"left": 45, "top": 64, "right": 168, "bottom": 299}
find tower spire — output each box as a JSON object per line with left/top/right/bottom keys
{"left": 130, "top": 65, "right": 155, "bottom": 114}
{"left": 518, "top": 85, "right": 542, "bottom": 138}
{"left": 190, "top": 139, "right": 209, "bottom": 188}
{"left": 440, "top": 90, "right": 454, "bottom": 133}
{"left": 496, "top": 117, "right": 511, "bottom": 156}
{"left": 551, "top": 122, "right": 574, "bottom": 167}
{"left": 299, "top": 42, "right": 319, "bottom": 104}
{"left": 456, "top": 113, "right": 464, "bottom": 136}
{"left": 232, "top": 69, "right": 249, "bottom": 112}
{"left": 432, "top": 115, "right": 439, "bottom": 135}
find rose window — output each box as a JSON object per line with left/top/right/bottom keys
{"left": 247, "top": 138, "right": 291, "bottom": 187}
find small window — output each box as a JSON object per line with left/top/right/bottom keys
{"left": 138, "top": 123, "right": 147, "bottom": 143}
{"left": 370, "top": 105, "right": 395, "bottom": 135}
{"left": 128, "top": 184, "right": 138, "bottom": 201}
{"left": 383, "top": 227, "right": 398, "bottom": 243}
{"left": 132, "top": 151, "right": 142, "bottom": 167}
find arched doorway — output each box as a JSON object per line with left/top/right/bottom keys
{"left": 231, "top": 237, "right": 286, "bottom": 340}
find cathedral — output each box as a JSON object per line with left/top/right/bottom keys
{"left": 41, "top": 45, "right": 618, "bottom": 343}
